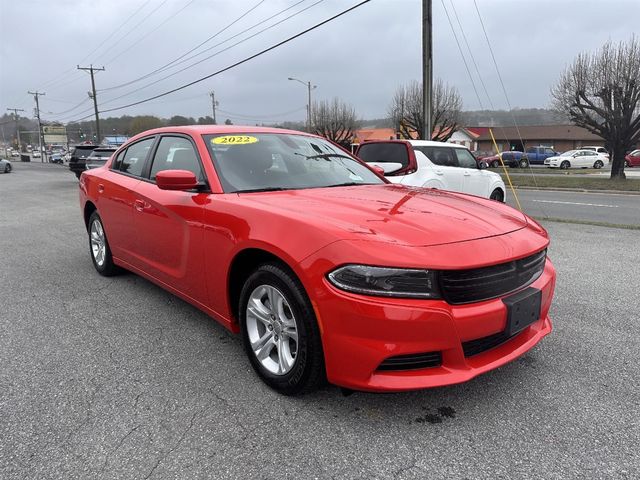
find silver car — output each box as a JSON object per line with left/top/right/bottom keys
{"left": 1, "top": 158, "right": 12, "bottom": 173}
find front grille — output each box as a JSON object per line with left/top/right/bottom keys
{"left": 439, "top": 249, "right": 546, "bottom": 305}
{"left": 376, "top": 351, "right": 442, "bottom": 371}
{"left": 462, "top": 331, "right": 517, "bottom": 357}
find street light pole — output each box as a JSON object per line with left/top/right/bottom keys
{"left": 422, "top": 0, "right": 433, "bottom": 140}
{"left": 6, "top": 108, "right": 25, "bottom": 153}
{"left": 288, "top": 77, "right": 316, "bottom": 132}
{"left": 28, "top": 91, "right": 45, "bottom": 162}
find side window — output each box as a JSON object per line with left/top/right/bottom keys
{"left": 545, "top": 148, "right": 555, "bottom": 154}
{"left": 454, "top": 148, "right": 478, "bottom": 168}
{"left": 111, "top": 149, "right": 126, "bottom": 171}
{"left": 150, "top": 136, "right": 203, "bottom": 181}
{"left": 420, "top": 146, "right": 457, "bottom": 167}
{"left": 357, "top": 143, "right": 409, "bottom": 168}
{"left": 120, "top": 137, "right": 154, "bottom": 177}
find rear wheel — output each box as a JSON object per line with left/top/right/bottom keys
{"left": 489, "top": 188, "right": 504, "bottom": 202}
{"left": 594, "top": 160, "right": 604, "bottom": 169}
{"left": 239, "top": 263, "right": 325, "bottom": 395}
{"left": 88, "top": 211, "right": 120, "bottom": 276}
{"left": 491, "top": 160, "right": 500, "bottom": 168}
{"left": 4, "top": 163, "right": 11, "bottom": 173}
{"left": 518, "top": 158, "right": 529, "bottom": 168}
{"left": 560, "top": 160, "right": 571, "bottom": 169}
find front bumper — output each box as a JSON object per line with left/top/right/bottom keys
{"left": 312, "top": 259, "right": 555, "bottom": 392}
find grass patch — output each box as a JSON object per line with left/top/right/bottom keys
{"left": 488, "top": 167, "right": 601, "bottom": 175}
{"left": 497, "top": 174, "right": 640, "bottom": 191}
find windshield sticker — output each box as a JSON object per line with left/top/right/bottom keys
{"left": 212, "top": 135, "right": 259, "bottom": 145}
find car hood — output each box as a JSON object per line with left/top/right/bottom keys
{"left": 239, "top": 184, "right": 527, "bottom": 247}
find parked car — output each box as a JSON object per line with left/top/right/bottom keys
{"left": 582, "top": 146, "right": 609, "bottom": 161}
{"left": 472, "top": 150, "right": 494, "bottom": 162}
{"left": 79, "top": 125, "right": 555, "bottom": 394}
{"left": 11, "top": 150, "right": 20, "bottom": 157}
{"left": 483, "top": 151, "right": 529, "bottom": 168}
{"left": 0, "top": 158, "right": 11, "bottom": 173}
{"left": 69, "top": 145, "right": 99, "bottom": 178}
{"left": 524, "top": 146, "right": 558, "bottom": 165}
{"left": 544, "top": 149, "right": 604, "bottom": 169}
{"left": 356, "top": 140, "right": 507, "bottom": 201}
{"left": 624, "top": 149, "right": 640, "bottom": 167}
{"left": 49, "top": 152, "right": 64, "bottom": 164}
{"left": 32, "top": 150, "right": 41, "bottom": 158}
{"left": 85, "top": 147, "right": 117, "bottom": 170}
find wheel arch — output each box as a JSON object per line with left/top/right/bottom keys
{"left": 83, "top": 201, "right": 97, "bottom": 231}
{"left": 227, "top": 248, "right": 301, "bottom": 325}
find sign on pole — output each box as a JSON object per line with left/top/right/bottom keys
{"left": 42, "top": 125, "right": 67, "bottom": 145}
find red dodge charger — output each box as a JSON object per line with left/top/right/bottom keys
{"left": 79, "top": 126, "right": 555, "bottom": 395}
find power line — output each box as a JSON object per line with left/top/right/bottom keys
{"left": 102, "top": 0, "right": 198, "bottom": 66}
{"left": 99, "top": 0, "right": 371, "bottom": 115}
{"left": 97, "top": 0, "right": 326, "bottom": 106}
{"left": 99, "top": 0, "right": 284, "bottom": 93}
{"left": 77, "top": 65, "right": 106, "bottom": 141}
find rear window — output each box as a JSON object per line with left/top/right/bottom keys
{"left": 72, "top": 146, "right": 97, "bottom": 159}
{"left": 357, "top": 142, "right": 409, "bottom": 168}
{"left": 89, "top": 150, "right": 115, "bottom": 158}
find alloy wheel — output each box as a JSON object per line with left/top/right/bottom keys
{"left": 246, "top": 285, "right": 298, "bottom": 375}
{"left": 90, "top": 219, "right": 106, "bottom": 267}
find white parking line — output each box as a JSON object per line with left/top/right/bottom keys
{"left": 532, "top": 200, "right": 619, "bottom": 208}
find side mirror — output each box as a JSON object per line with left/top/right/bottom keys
{"left": 156, "top": 170, "right": 198, "bottom": 190}
{"left": 478, "top": 161, "right": 488, "bottom": 170}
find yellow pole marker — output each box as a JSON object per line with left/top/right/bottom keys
{"left": 489, "top": 128, "right": 522, "bottom": 211}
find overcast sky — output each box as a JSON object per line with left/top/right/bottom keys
{"left": 1, "top": 0, "right": 638, "bottom": 125}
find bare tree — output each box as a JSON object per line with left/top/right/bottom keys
{"left": 310, "top": 97, "right": 358, "bottom": 147}
{"left": 388, "top": 79, "right": 462, "bottom": 141}
{"left": 551, "top": 37, "right": 640, "bottom": 179}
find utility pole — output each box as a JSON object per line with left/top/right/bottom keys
{"left": 28, "top": 91, "right": 45, "bottom": 162}
{"left": 422, "top": 0, "right": 433, "bottom": 140}
{"left": 6, "top": 108, "right": 25, "bottom": 153}
{"left": 77, "top": 64, "right": 105, "bottom": 143}
{"left": 288, "top": 77, "right": 316, "bottom": 132}
{"left": 209, "top": 91, "right": 218, "bottom": 124}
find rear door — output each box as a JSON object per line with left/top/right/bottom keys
{"left": 130, "top": 135, "right": 209, "bottom": 302}
{"left": 413, "top": 145, "right": 464, "bottom": 191}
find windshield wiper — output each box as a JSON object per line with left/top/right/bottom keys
{"left": 294, "top": 152, "right": 354, "bottom": 161}
{"left": 235, "top": 187, "right": 288, "bottom": 193}
{"left": 324, "top": 182, "right": 374, "bottom": 188}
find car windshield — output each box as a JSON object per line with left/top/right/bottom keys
{"left": 203, "top": 133, "right": 384, "bottom": 193}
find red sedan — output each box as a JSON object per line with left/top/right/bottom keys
{"left": 79, "top": 126, "right": 555, "bottom": 394}
{"left": 625, "top": 149, "right": 640, "bottom": 167}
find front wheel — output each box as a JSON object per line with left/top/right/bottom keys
{"left": 4, "top": 164, "right": 11, "bottom": 173}
{"left": 88, "top": 211, "right": 120, "bottom": 276}
{"left": 489, "top": 188, "right": 505, "bottom": 202}
{"left": 560, "top": 160, "right": 571, "bottom": 169}
{"left": 594, "top": 160, "right": 604, "bottom": 169}
{"left": 491, "top": 160, "right": 500, "bottom": 168}
{"left": 239, "top": 263, "right": 325, "bottom": 395}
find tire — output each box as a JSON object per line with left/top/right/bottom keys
{"left": 518, "top": 158, "right": 529, "bottom": 168}
{"left": 594, "top": 160, "right": 604, "bottom": 169}
{"left": 88, "top": 211, "right": 120, "bottom": 276}
{"left": 489, "top": 188, "right": 504, "bottom": 202}
{"left": 75, "top": 172, "right": 81, "bottom": 179}
{"left": 239, "top": 262, "right": 325, "bottom": 395}
{"left": 491, "top": 160, "right": 500, "bottom": 168}
{"left": 560, "top": 160, "right": 570, "bottom": 169}
{"left": 4, "top": 164, "right": 11, "bottom": 173}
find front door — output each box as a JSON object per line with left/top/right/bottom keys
{"left": 130, "top": 135, "right": 209, "bottom": 303}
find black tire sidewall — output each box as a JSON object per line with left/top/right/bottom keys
{"left": 561, "top": 161, "right": 570, "bottom": 169}
{"left": 239, "top": 263, "right": 324, "bottom": 395}
{"left": 490, "top": 189, "right": 504, "bottom": 202}
{"left": 491, "top": 160, "right": 500, "bottom": 168}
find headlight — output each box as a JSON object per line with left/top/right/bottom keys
{"left": 327, "top": 265, "right": 441, "bottom": 299}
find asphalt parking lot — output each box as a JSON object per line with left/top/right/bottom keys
{"left": 1, "top": 163, "right": 638, "bottom": 479}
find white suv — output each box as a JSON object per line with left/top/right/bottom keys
{"left": 582, "top": 146, "right": 609, "bottom": 161}
{"left": 356, "top": 140, "right": 507, "bottom": 202}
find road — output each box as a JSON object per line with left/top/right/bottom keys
{"left": 507, "top": 189, "right": 640, "bottom": 226}
{"left": 1, "top": 163, "right": 639, "bottom": 479}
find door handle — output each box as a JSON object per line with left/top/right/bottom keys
{"left": 434, "top": 169, "right": 444, "bottom": 175}
{"left": 134, "top": 199, "right": 145, "bottom": 212}
{"left": 463, "top": 171, "right": 471, "bottom": 176}
{"left": 98, "top": 184, "right": 104, "bottom": 193}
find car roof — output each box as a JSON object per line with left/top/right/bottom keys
{"left": 126, "top": 125, "right": 316, "bottom": 144}
{"left": 405, "top": 140, "right": 468, "bottom": 149}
